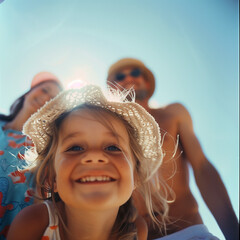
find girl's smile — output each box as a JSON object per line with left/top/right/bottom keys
{"left": 74, "top": 171, "right": 117, "bottom": 184}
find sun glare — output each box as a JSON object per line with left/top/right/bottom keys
{"left": 67, "top": 79, "right": 88, "bottom": 89}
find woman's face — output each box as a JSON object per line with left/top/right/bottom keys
{"left": 23, "top": 81, "right": 61, "bottom": 116}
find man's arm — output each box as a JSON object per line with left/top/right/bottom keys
{"left": 175, "top": 103, "right": 238, "bottom": 240}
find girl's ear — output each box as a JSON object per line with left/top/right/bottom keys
{"left": 133, "top": 171, "right": 140, "bottom": 189}
{"left": 53, "top": 179, "right": 58, "bottom": 193}
{"left": 46, "top": 174, "right": 58, "bottom": 193}
{"left": 48, "top": 165, "right": 57, "bottom": 193}
{"left": 132, "top": 156, "right": 141, "bottom": 189}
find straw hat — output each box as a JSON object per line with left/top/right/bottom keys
{"left": 107, "top": 58, "right": 155, "bottom": 98}
{"left": 23, "top": 85, "right": 163, "bottom": 181}
{"left": 31, "top": 72, "right": 62, "bottom": 88}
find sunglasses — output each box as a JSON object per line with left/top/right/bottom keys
{"left": 115, "top": 68, "right": 141, "bottom": 81}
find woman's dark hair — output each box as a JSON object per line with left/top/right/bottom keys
{"left": 0, "top": 80, "right": 62, "bottom": 122}
{"left": 0, "top": 91, "right": 30, "bottom": 122}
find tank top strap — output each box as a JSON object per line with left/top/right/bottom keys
{"left": 43, "top": 200, "right": 59, "bottom": 227}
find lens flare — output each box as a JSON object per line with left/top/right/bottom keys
{"left": 67, "top": 79, "right": 87, "bottom": 89}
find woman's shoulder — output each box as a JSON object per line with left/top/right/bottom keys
{"left": 7, "top": 202, "right": 49, "bottom": 240}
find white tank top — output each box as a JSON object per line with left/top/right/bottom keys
{"left": 42, "top": 200, "right": 61, "bottom": 240}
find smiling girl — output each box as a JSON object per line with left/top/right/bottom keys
{"left": 7, "top": 85, "right": 168, "bottom": 240}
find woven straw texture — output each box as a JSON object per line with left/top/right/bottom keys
{"left": 23, "top": 85, "right": 163, "bottom": 180}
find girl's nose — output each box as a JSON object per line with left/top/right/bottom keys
{"left": 81, "top": 151, "right": 109, "bottom": 164}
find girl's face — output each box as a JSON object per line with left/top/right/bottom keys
{"left": 54, "top": 109, "right": 135, "bottom": 211}
{"left": 23, "top": 81, "right": 61, "bottom": 115}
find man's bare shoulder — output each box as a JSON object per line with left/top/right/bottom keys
{"left": 151, "top": 102, "right": 189, "bottom": 117}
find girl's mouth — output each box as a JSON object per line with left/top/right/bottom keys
{"left": 75, "top": 175, "right": 116, "bottom": 183}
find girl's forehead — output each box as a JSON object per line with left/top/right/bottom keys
{"left": 60, "top": 108, "right": 129, "bottom": 136}
{"left": 68, "top": 108, "right": 121, "bottom": 122}
{"left": 57, "top": 108, "right": 133, "bottom": 156}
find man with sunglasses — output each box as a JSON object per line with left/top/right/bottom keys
{"left": 107, "top": 58, "right": 238, "bottom": 240}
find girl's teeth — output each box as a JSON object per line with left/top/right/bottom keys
{"left": 79, "top": 176, "right": 111, "bottom": 183}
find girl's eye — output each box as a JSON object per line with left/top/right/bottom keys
{"left": 66, "top": 146, "right": 84, "bottom": 152}
{"left": 105, "top": 145, "right": 121, "bottom": 152}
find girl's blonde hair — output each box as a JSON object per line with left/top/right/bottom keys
{"left": 27, "top": 104, "right": 169, "bottom": 239}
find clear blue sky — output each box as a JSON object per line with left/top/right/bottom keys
{"left": 0, "top": 0, "right": 239, "bottom": 239}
